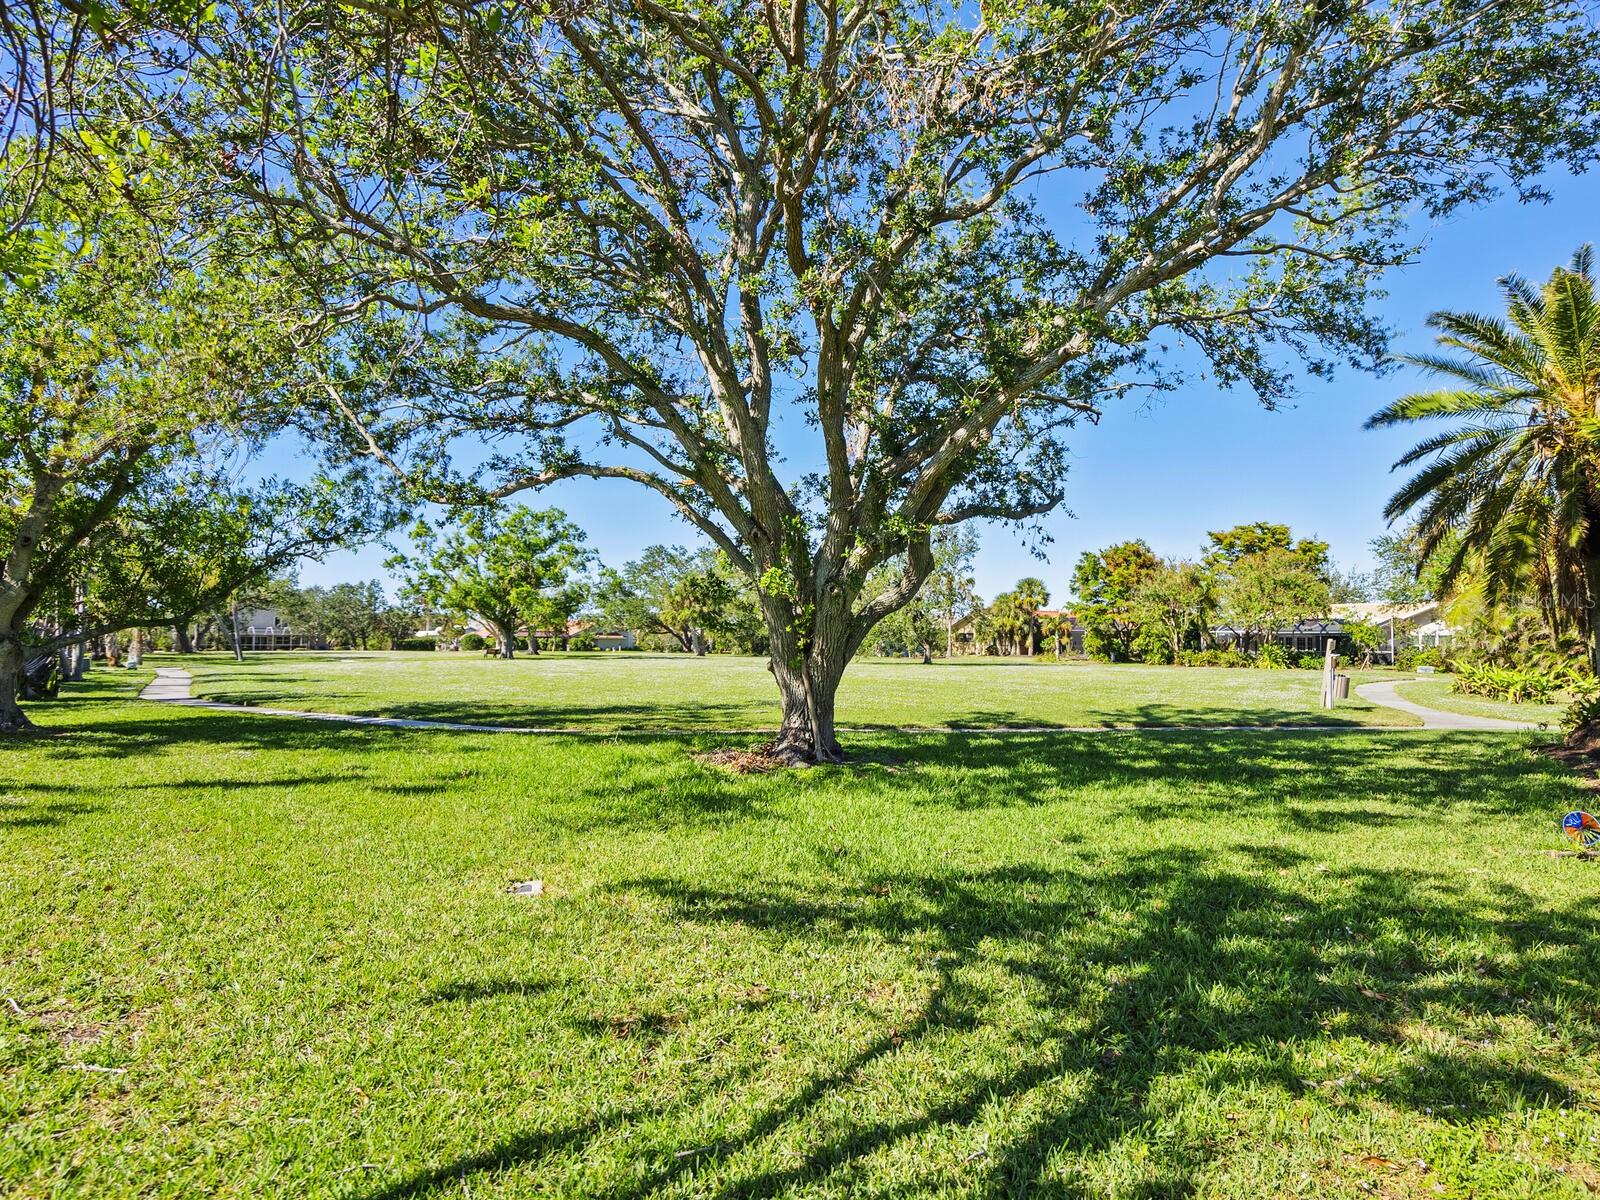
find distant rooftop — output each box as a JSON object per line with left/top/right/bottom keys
{"left": 1331, "top": 601, "right": 1440, "bottom": 623}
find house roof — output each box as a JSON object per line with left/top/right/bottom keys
{"left": 1213, "top": 618, "right": 1347, "bottom": 636}
{"left": 1331, "top": 601, "right": 1439, "bottom": 623}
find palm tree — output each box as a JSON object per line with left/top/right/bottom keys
{"left": 1012, "top": 577, "right": 1049, "bottom": 656}
{"left": 1040, "top": 610, "right": 1076, "bottom": 659}
{"left": 986, "top": 591, "right": 1027, "bottom": 656}
{"left": 1368, "top": 245, "right": 1600, "bottom": 670}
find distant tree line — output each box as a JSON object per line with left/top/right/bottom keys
{"left": 1062, "top": 522, "right": 1384, "bottom": 666}
{"left": 897, "top": 521, "right": 1389, "bottom": 668}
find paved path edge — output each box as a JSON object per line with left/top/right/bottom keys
{"left": 137, "top": 667, "right": 1540, "bottom": 737}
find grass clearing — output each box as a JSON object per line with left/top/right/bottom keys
{"left": 2, "top": 669, "right": 1597, "bottom": 1197}
{"left": 178, "top": 651, "right": 1419, "bottom": 730}
{"left": 1397, "top": 678, "right": 1566, "bottom": 728}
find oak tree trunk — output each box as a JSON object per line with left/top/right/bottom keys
{"left": 173, "top": 625, "right": 194, "bottom": 654}
{"left": 0, "top": 636, "right": 29, "bottom": 733}
{"left": 492, "top": 622, "right": 516, "bottom": 658}
{"left": 762, "top": 592, "right": 854, "bottom": 765}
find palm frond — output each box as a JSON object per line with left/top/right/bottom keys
{"left": 1382, "top": 434, "right": 1523, "bottom": 523}
{"left": 1428, "top": 310, "right": 1544, "bottom": 382}
{"left": 1367, "top": 386, "right": 1537, "bottom": 431}
{"left": 1389, "top": 352, "right": 1502, "bottom": 389}
{"left": 1391, "top": 427, "right": 1506, "bottom": 470}
{"left": 1536, "top": 264, "right": 1599, "bottom": 403}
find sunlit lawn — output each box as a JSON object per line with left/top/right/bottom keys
{"left": 3, "top": 671, "right": 1598, "bottom": 1198}
{"left": 1398, "top": 677, "right": 1566, "bottom": 728}
{"left": 177, "top": 650, "right": 1419, "bottom": 730}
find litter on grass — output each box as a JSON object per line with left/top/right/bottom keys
{"left": 508, "top": 879, "right": 545, "bottom": 897}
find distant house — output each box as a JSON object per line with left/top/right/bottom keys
{"left": 1332, "top": 601, "right": 1459, "bottom": 657}
{"left": 231, "top": 607, "right": 315, "bottom": 651}
{"left": 525, "top": 619, "right": 637, "bottom": 650}
{"left": 949, "top": 609, "right": 1085, "bottom": 656}
{"left": 562, "top": 620, "right": 636, "bottom": 650}
{"left": 1212, "top": 617, "right": 1350, "bottom": 656}
{"left": 1209, "top": 602, "right": 1459, "bottom": 662}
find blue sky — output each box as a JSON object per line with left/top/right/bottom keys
{"left": 285, "top": 168, "right": 1598, "bottom": 604}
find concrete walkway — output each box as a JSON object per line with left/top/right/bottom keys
{"left": 1353, "top": 679, "right": 1542, "bottom": 731}
{"left": 138, "top": 668, "right": 605, "bottom": 733}
{"left": 139, "top": 667, "right": 1539, "bottom": 737}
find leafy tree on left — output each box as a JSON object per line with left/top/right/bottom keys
{"left": 0, "top": 153, "right": 381, "bottom": 731}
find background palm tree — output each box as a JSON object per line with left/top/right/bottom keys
{"left": 1012, "top": 577, "right": 1049, "bottom": 656}
{"left": 1368, "top": 245, "right": 1600, "bottom": 669}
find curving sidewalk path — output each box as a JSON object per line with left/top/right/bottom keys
{"left": 138, "top": 668, "right": 601, "bottom": 733}
{"left": 139, "top": 666, "right": 1540, "bottom": 736}
{"left": 1352, "top": 679, "right": 1541, "bottom": 731}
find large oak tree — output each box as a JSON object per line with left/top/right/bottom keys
{"left": 190, "top": 0, "right": 1599, "bottom": 759}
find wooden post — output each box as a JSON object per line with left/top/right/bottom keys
{"left": 231, "top": 601, "right": 245, "bottom": 663}
{"left": 1321, "top": 637, "right": 1337, "bottom": 708}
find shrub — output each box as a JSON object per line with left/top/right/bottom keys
{"left": 1178, "top": 647, "right": 1250, "bottom": 668}
{"left": 1081, "top": 627, "right": 1118, "bottom": 662}
{"left": 1253, "top": 642, "right": 1290, "bottom": 669}
{"left": 568, "top": 633, "right": 597, "bottom": 651}
{"left": 390, "top": 637, "right": 437, "bottom": 651}
{"left": 1132, "top": 627, "right": 1173, "bottom": 664}
{"left": 1449, "top": 660, "right": 1585, "bottom": 705}
{"left": 461, "top": 632, "right": 486, "bottom": 651}
{"left": 1295, "top": 652, "right": 1324, "bottom": 670}
{"left": 1396, "top": 647, "right": 1444, "bottom": 671}
{"left": 1563, "top": 684, "right": 1600, "bottom": 735}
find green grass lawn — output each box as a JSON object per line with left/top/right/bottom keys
{"left": 1397, "top": 678, "right": 1567, "bottom": 727}
{"left": 3, "top": 670, "right": 1598, "bottom": 1198}
{"left": 176, "top": 651, "right": 1420, "bottom": 730}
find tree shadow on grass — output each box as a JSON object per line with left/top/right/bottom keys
{"left": 365, "top": 845, "right": 1598, "bottom": 1199}
{"left": 890, "top": 704, "right": 1388, "bottom": 730}
{"left": 422, "top": 978, "right": 555, "bottom": 1004}
{"left": 0, "top": 793, "right": 100, "bottom": 828}
{"left": 1376, "top": 1051, "right": 1575, "bottom": 1119}
{"left": 1, "top": 699, "right": 410, "bottom": 759}
{"left": 4, "top": 706, "right": 785, "bottom": 831}
{"left": 286, "top": 698, "right": 768, "bottom": 730}
{"left": 865, "top": 730, "right": 1562, "bottom": 825}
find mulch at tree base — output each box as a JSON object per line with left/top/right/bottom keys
{"left": 693, "top": 743, "right": 789, "bottom": 774}
{"left": 1539, "top": 719, "right": 1600, "bottom": 785}
{"left": 1561, "top": 718, "right": 1600, "bottom": 757}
